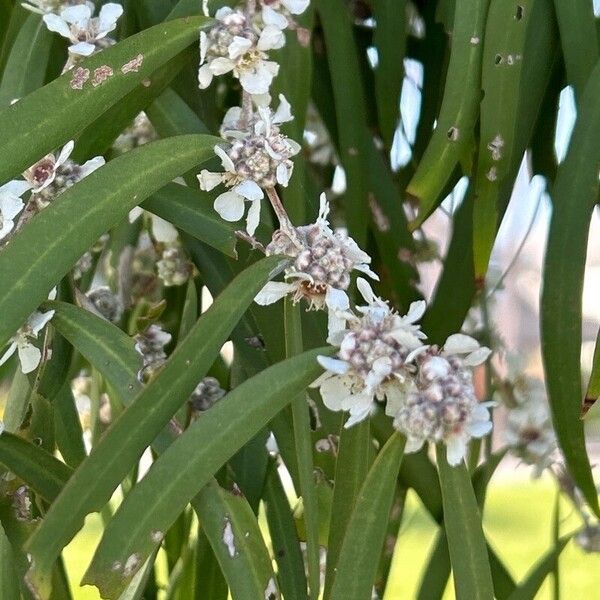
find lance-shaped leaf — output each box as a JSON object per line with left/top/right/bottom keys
{"left": 436, "top": 448, "right": 494, "bottom": 600}
{"left": 472, "top": 0, "right": 557, "bottom": 277}
{"left": 0, "top": 433, "right": 72, "bottom": 503}
{"left": 142, "top": 182, "right": 237, "bottom": 258}
{"left": 0, "top": 134, "right": 219, "bottom": 349}
{"left": 541, "top": 60, "right": 600, "bottom": 515}
{"left": 43, "top": 300, "right": 142, "bottom": 398}
{"left": 583, "top": 329, "right": 600, "bottom": 419}
{"left": 0, "top": 13, "right": 52, "bottom": 108}
{"left": 407, "top": 0, "right": 489, "bottom": 227}
{"left": 23, "top": 256, "right": 288, "bottom": 599}
{"left": 82, "top": 346, "right": 329, "bottom": 598}
{"left": 329, "top": 433, "right": 405, "bottom": 600}
{"left": 192, "top": 480, "right": 278, "bottom": 600}
{"left": 0, "top": 16, "right": 209, "bottom": 183}
{"left": 553, "top": 0, "right": 599, "bottom": 100}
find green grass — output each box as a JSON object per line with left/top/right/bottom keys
{"left": 63, "top": 473, "right": 600, "bottom": 599}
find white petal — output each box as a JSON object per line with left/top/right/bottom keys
{"left": 97, "top": 3, "right": 123, "bottom": 34}
{"left": 61, "top": 4, "right": 92, "bottom": 25}
{"left": 344, "top": 403, "right": 372, "bottom": 428}
{"left": 78, "top": 156, "right": 105, "bottom": 178}
{"left": 0, "top": 195, "right": 24, "bottom": 221}
{"left": 317, "top": 193, "right": 330, "bottom": 222}
{"left": 245, "top": 198, "right": 261, "bottom": 236}
{"left": 325, "top": 286, "right": 349, "bottom": 312}
{"left": 282, "top": 0, "right": 310, "bottom": 14}
{"left": 403, "top": 436, "right": 425, "bottom": 454}
{"left": 28, "top": 309, "right": 54, "bottom": 334}
{"left": 463, "top": 346, "right": 492, "bottom": 367}
{"left": 317, "top": 355, "right": 350, "bottom": 375}
{"left": 128, "top": 206, "right": 143, "bottom": 223}
{"left": 262, "top": 6, "right": 288, "bottom": 29}
{"left": 445, "top": 436, "right": 467, "bottom": 466}
{"left": 198, "top": 63, "right": 213, "bottom": 88}
{"left": 0, "top": 179, "right": 32, "bottom": 197}
{"left": 47, "top": 287, "right": 57, "bottom": 301}
{"left": 199, "top": 30, "right": 208, "bottom": 64}
{"left": 354, "top": 263, "right": 379, "bottom": 280}
{"left": 228, "top": 35, "right": 253, "bottom": 59}
{"left": 383, "top": 383, "right": 405, "bottom": 417}
{"left": 214, "top": 145, "right": 236, "bottom": 173}
{"left": 214, "top": 191, "right": 245, "bottom": 222}
{"left": 469, "top": 418, "right": 492, "bottom": 438}
{"left": 319, "top": 374, "right": 352, "bottom": 411}
{"left": 221, "top": 106, "right": 242, "bottom": 131}
{"left": 198, "top": 170, "right": 223, "bottom": 191}
{"left": 215, "top": 6, "right": 233, "bottom": 20}
{"left": 326, "top": 311, "right": 347, "bottom": 345}
{"left": 276, "top": 163, "right": 290, "bottom": 186}
{"left": 210, "top": 57, "right": 235, "bottom": 76}
{"left": 150, "top": 215, "right": 178, "bottom": 243}
{"left": 233, "top": 180, "right": 263, "bottom": 201}
{"left": 42, "top": 14, "right": 71, "bottom": 38}
{"left": 444, "top": 333, "right": 480, "bottom": 355}
{"left": 404, "top": 300, "right": 426, "bottom": 323}
{"left": 0, "top": 219, "right": 15, "bottom": 240}
{"left": 18, "top": 343, "right": 41, "bottom": 374}
{"left": 254, "top": 281, "right": 296, "bottom": 305}
{"left": 356, "top": 277, "right": 376, "bottom": 304}
{"left": 257, "top": 25, "right": 285, "bottom": 51}
{"left": 69, "top": 41, "right": 96, "bottom": 56}
{"left": 0, "top": 343, "right": 17, "bottom": 366}
{"left": 240, "top": 62, "right": 278, "bottom": 95}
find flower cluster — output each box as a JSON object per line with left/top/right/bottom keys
{"left": 134, "top": 324, "right": 172, "bottom": 383}
{"left": 157, "top": 246, "right": 193, "bottom": 287}
{"left": 199, "top": 95, "right": 300, "bottom": 235}
{"left": 189, "top": 377, "right": 226, "bottom": 413}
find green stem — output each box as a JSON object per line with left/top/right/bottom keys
{"left": 284, "top": 298, "right": 320, "bottom": 600}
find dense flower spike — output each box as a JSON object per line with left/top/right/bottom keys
{"left": 312, "top": 279, "right": 426, "bottom": 427}
{"left": 390, "top": 334, "right": 492, "bottom": 465}
{"left": 255, "top": 194, "right": 377, "bottom": 334}
{"left": 0, "top": 181, "right": 30, "bottom": 241}
{"left": 43, "top": 3, "right": 122, "bottom": 59}
{"left": 502, "top": 376, "right": 557, "bottom": 476}
{"left": 198, "top": 95, "right": 300, "bottom": 235}
{"left": 198, "top": 6, "right": 283, "bottom": 95}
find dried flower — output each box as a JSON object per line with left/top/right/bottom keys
{"left": 86, "top": 286, "right": 123, "bottom": 322}
{"left": 189, "top": 377, "right": 226, "bottom": 412}
{"left": 134, "top": 324, "right": 171, "bottom": 382}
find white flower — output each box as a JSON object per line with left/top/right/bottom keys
{"left": 198, "top": 96, "right": 300, "bottom": 235}
{"left": 255, "top": 194, "right": 378, "bottom": 338}
{"left": 21, "top": 0, "right": 91, "bottom": 16}
{"left": 128, "top": 207, "right": 179, "bottom": 244}
{"left": 391, "top": 334, "right": 493, "bottom": 466}
{"left": 311, "top": 279, "right": 426, "bottom": 428}
{"left": 0, "top": 181, "right": 30, "bottom": 240}
{"left": 198, "top": 7, "right": 282, "bottom": 95}
{"left": 0, "top": 308, "right": 55, "bottom": 374}
{"left": 43, "top": 3, "right": 123, "bottom": 56}
{"left": 502, "top": 376, "right": 557, "bottom": 476}
{"left": 21, "top": 141, "right": 104, "bottom": 207}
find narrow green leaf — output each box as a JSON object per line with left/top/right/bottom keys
{"left": 473, "top": 0, "right": 557, "bottom": 277}
{"left": 2, "top": 368, "right": 31, "bottom": 433}
{"left": 0, "top": 433, "right": 72, "bottom": 502}
{"left": 0, "top": 16, "right": 209, "bottom": 183}
{"left": 436, "top": 447, "right": 494, "bottom": 600}
{"left": 0, "top": 521, "right": 21, "bottom": 600}
{"left": 0, "top": 134, "right": 219, "bottom": 349}
{"left": 142, "top": 182, "right": 237, "bottom": 258}
{"left": 54, "top": 382, "right": 88, "bottom": 468}
{"left": 0, "top": 14, "right": 52, "bottom": 108}
{"left": 264, "top": 464, "right": 308, "bottom": 600}
{"left": 284, "top": 299, "right": 319, "bottom": 600}
{"left": 507, "top": 537, "right": 571, "bottom": 600}
{"left": 192, "top": 480, "right": 278, "bottom": 600}
{"left": 323, "top": 420, "right": 372, "bottom": 599}
{"left": 83, "top": 346, "right": 328, "bottom": 597}
{"left": 583, "top": 328, "right": 600, "bottom": 419}
{"left": 552, "top": 0, "right": 599, "bottom": 100}
{"left": 44, "top": 300, "right": 142, "bottom": 398}
{"left": 194, "top": 528, "right": 228, "bottom": 600}
{"left": 416, "top": 530, "right": 451, "bottom": 600}
{"left": 541, "top": 60, "right": 600, "bottom": 515}
{"left": 372, "top": 0, "right": 406, "bottom": 147}
{"left": 24, "top": 256, "right": 288, "bottom": 599}
{"left": 329, "top": 433, "right": 405, "bottom": 600}
{"left": 408, "top": 0, "right": 489, "bottom": 226}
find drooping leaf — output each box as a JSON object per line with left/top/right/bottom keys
{"left": 0, "top": 16, "right": 210, "bottom": 183}
{"left": 83, "top": 346, "right": 328, "bottom": 597}
{"left": 541, "top": 60, "right": 600, "bottom": 515}
{"left": 583, "top": 328, "right": 600, "bottom": 419}
{"left": 0, "top": 134, "right": 219, "bottom": 349}
{"left": 329, "top": 433, "right": 405, "bottom": 600}
{"left": 24, "top": 256, "right": 288, "bottom": 599}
